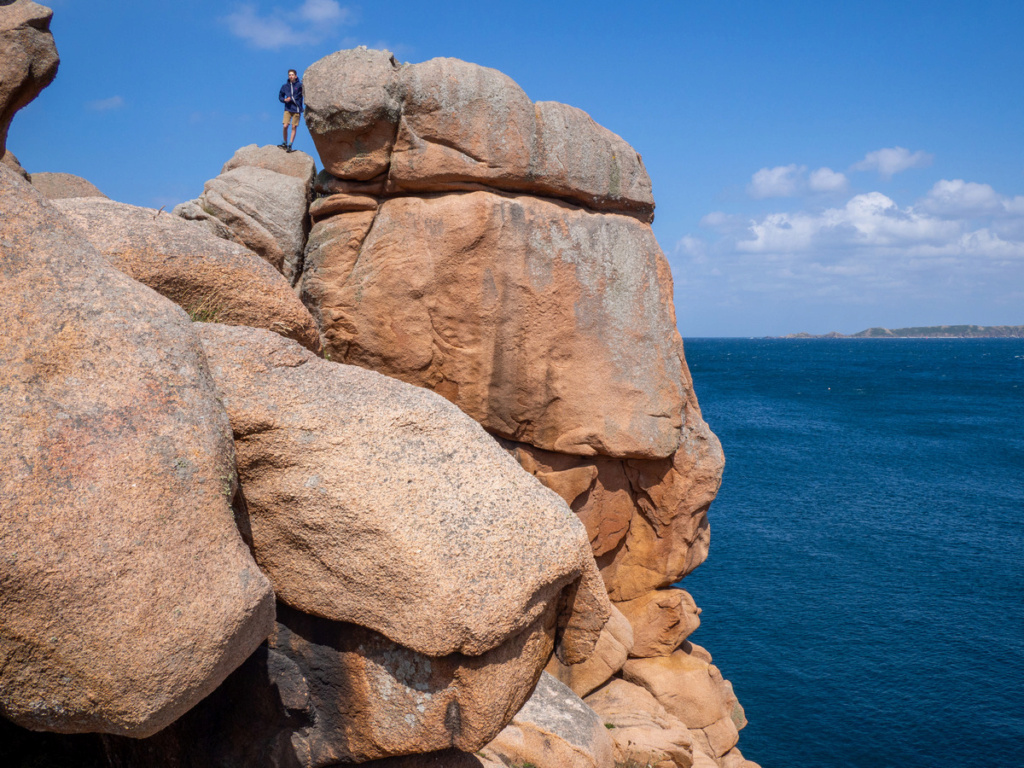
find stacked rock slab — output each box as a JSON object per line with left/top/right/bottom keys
{"left": 300, "top": 48, "right": 756, "bottom": 768}
{"left": 55, "top": 197, "right": 322, "bottom": 353}
{"left": 175, "top": 144, "right": 317, "bottom": 284}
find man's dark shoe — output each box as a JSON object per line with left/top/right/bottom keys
{"left": 286, "top": 145, "right": 295, "bottom": 153}
{"left": 277, "top": 142, "right": 288, "bottom": 149}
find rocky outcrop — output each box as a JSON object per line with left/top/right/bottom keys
{"left": 104, "top": 603, "right": 557, "bottom": 767}
{"left": 175, "top": 145, "right": 316, "bottom": 284}
{"left": 55, "top": 197, "right": 321, "bottom": 353}
{"left": 31, "top": 170, "right": 107, "bottom": 199}
{"left": 3, "top": 17, "right": 757, "bottom": 767}
{"left": 1, "top": 148, "right": 30, "bottom": 180}
{"left": 0, "top": 1, "right": 59, "bottom": 154}
{"left": 585, "top": 678, "right": 695, "bottom": 768}
{"left": 616, "top": 588, "right": 702, "bottom": 658}
{"left": 301, "top": 191, "right": 685, "bottom": 459}
{"left": 545, "top": 604, "right": 633, "bottom": 698}
{"left": 304, "top": 48, "right": 654, "bottom": 220}
{"left": 0, "top": 166, "right": 275, "bottom": 737}
{"left": 296, "top": 47, "right": 751, "bottom": 768}
{"left": 480, "top": 673, "right": 615, "bottom": 768}
{"left": 197, "top": 322, "right": 609, "bottom": 662}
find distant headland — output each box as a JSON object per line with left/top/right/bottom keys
{"left": 782, "top": 324, "right": 1024, "bottom": 339}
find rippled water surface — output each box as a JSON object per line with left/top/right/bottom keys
{"left": 679, "top": 339, "right": 1024, "bottom": 768}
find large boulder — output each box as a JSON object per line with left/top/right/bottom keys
{"left": 0, "top": 166, "right": 275, "bottom": 737}
{"left": 300, "top": 191, "right": 685, "bottom": 459}
{"left": 270, "top": 604, "right": 557, "bottom": 762}
{"left": 175, "top": 147, "right": 315, "bottom": 284}
{"left": 0, "top": 1, "right": 58, "bottom": 154}
{"left": 304, "top": 49, "right": 654, "bottom": 219}
{"left": 545, "top": 604, "right": 633, "bottom": 698}
{"left": 615, "top": 588, "right": 701, "bottom": 658}
{"left": 104, "top": 604, "right": 558, "bottom": 766}
{"left": 31, "top": 170, "right": 106, "bottom": 199}
{"left": 55, "top": 197, "right": 321, "bottom": 353}
{"left": 196, "top": 322, "right": 609, "bottom": 661}
{"left": 221, "top": 142, "right": 317, "bottom": 186}
{"left": 620, "top": 647, "right": 736, "bottom": 731}
{"left": 584, "top": 678, "right": 695, "bottom": 768}
{"left": 480, "top": 673, "right": 615, "bottom": 768}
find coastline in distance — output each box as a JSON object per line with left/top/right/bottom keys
{"left": 779, "top": 324, "right": 1024, "bottom": 339}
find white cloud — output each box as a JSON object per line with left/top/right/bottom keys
{"left": 299, "top": 0, "right": 349, "bottom": 24}
{"left": 748, "top": 164, "right": 805, "bottom": 198}
{"left": 851, "top": 146, "right": 933, "bottom": 179}
{"left": 808, "top": 167, "right": 848, "bottom": 193}
{"left": 224, "top": 1, "right": 353, "bottom": 50}
{"left": 86, "top": 95, "right": 124, "bottom": 111}
{"left": 748, "top": 164, "right": 849, "bottom": 198}
{"left": 918, "top": 179, "right": 1024, "bottom": 218}
{"left": 679, "top": 181, "right": 1024, "bottom": 313}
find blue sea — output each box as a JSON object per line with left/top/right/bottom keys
{"left": 679, "top": 339, "right": 1024, "bottom": 768}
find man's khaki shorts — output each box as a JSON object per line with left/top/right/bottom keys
{"left": 283, "top": 111, "right": 300, "bottom": 127}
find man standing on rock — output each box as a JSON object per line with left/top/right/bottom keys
{"left": 278, "top": 69, "right": 303, "bottom": 152}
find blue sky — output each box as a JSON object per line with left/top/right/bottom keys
{"left": 10, "top": 0, "right": 1024, "bottom": 336}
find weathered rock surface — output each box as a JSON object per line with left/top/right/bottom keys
{"left": 480, "top": 672, "right": 615, "bottom": 768}
{"left": 175, "top": 148, "right": 315, "bottom": 283}
{"left": 106, "top": 604, "right": 557, "bottom": 766}
{"left": 197, "top": 322, "right": 609, "bottom": 660}
{"left": 584, "top": 678, "right": 695, "bottom": 768}
{"left": 305, "top": 49, "right": 654, "bottom": 219}
{"left": 0, "top": 166, "right": 275, "bottom": 737}
{"left": 546, "top": 604, "right": 633, "bottom": 698}
{"left": 616, "top": 588, "right": 701, "bottom": 658}
{"left": 301, "top": 191, "right": 685, "bottom": 459}
{"left": 30, "top": 170, "right": 106, "bottom": 199}
{"left": 499, "top": 375, "right": 722, "bottom": 603}
{"left": 221, "top": 142, "right": 317, "bottom": 186}
{"left": 55, "top": 197, "right": 321, "bottom": 352}
{"left": 360, "top": 750, "right": 496, "bottom": 768}
{"left": 271, "top": 604, "right": 558, "bottom": 763}
{"left": 621, "top": 647, "right": 736, "bottom": 730}
{"left": 1, "top": 148, "right": 30, "bottom": 180}
{"left": 597, "top": 374, "right": 724, "bottom": 600}
{"left": 499, "top": 438, "right": 635, "bottom": 557}
{"left": 0, "top": 1, "right": 59, "bottom": 154}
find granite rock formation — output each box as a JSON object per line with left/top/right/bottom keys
{"left": 479, "top": 673, "right": 615, "bottom": 768}
{"left": 300, "top": 47, "right": 751, "bottom": 768}
{"left": 0, "top": 166, "right": 275, "bottom": 737}
{"left": 1, "top": 16, "right": 758, "bottom": 768}
{"left": 304, "top": 48, "right": 654, "bottom": 220}
{"left": 175, "top": 145, "right": 316, "bottom": 284}
{"left": 31, "top": 170, "right": 107, "bottom": 199}
{"left": 55, "top": 198, "right": 321, "bottom": 352}
{"left": 196, "top": 322, "right": 609, "bottom": 662}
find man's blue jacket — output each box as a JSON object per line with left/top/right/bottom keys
{"left": 279, "top": 79, "right": 304, "bottom": 113}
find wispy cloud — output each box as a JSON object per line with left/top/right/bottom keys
{"left": 86, "top": 95, "right": 124, "bottom": 112}
{"left": 748, "top": 164, "right": 848, "bottom": 198}
{"left": 851, "top": 146, "right": 933, "bottom": 179}
{"left": 224, "top": 0, "right": 354, "bottom": 50}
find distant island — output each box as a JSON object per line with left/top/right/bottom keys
{"left": 782, "top": 325, "right": 1024, "bottom": 339}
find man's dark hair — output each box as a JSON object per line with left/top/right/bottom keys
{"left": 288, "top": 69, "right": 297, "bottom": 76}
